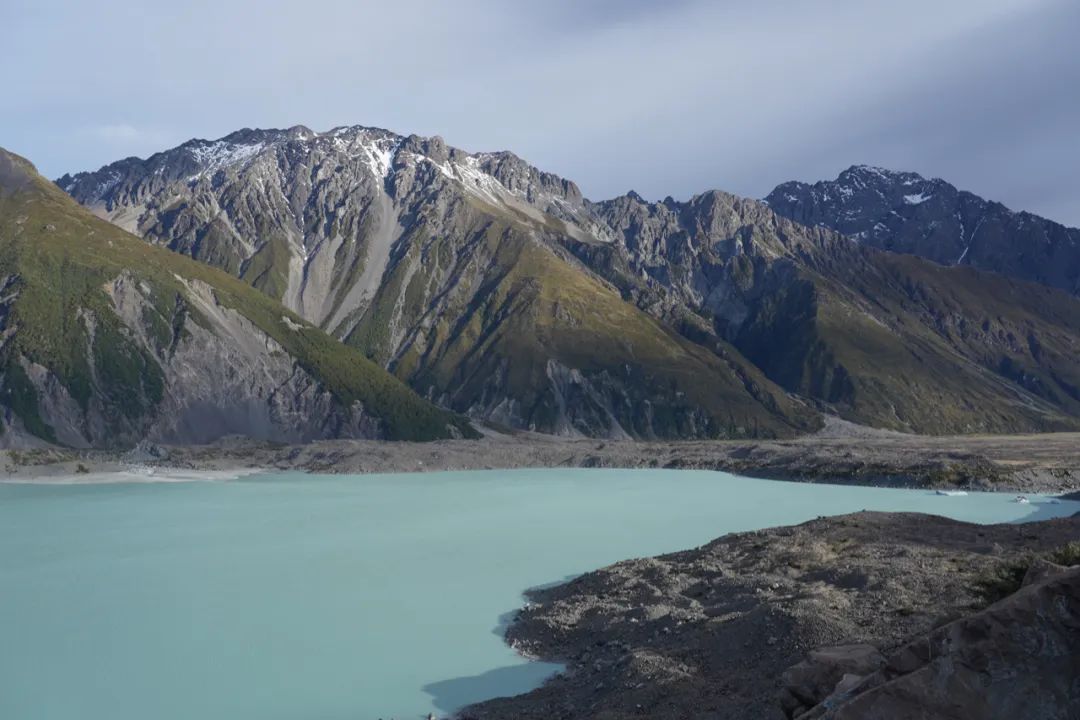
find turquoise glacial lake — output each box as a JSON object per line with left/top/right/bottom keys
{"left": 1, "top": 468, "right": 1076, "bottom": 720}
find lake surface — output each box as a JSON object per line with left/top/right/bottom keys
{"left": 1, "top": 468, "right": 1076, "bottom": 720}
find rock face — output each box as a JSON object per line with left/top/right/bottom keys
{"left": 0, "top": 147, "right": 468, "bottom": 448}
{"left": 60, "top": 129, "right": 1080, "bottom": 436}
{"left": 766, "top": 165, "right": 1080, "bottom": 295}
{"left": 786, "top": 565, "right": 1080, "bottom": 720}
{"left": 779, "top": 644, "right": 885, "bottom": 719}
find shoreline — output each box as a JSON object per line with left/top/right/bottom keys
{"left": 4, "top": 429, "right": 1080, "bottom": 494}
{"left": 3, "top": 462, "right": 1077, "bottom": 500}
{"left": 461, "top": 510, "right": 1080, "bottom": 720}
{"left": 0, "top": 466, "right": 265, "bottom": 485}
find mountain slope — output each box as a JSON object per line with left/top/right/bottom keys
{"left": 59, "top": 128, "right": 816, "bottom": 439}
{"left": 568, "top": 190, "right": 1080, "bottom": 434}
{"left": 60, "top": 127, "right": 1080, "bottom": 436}
{"left": 765, "top": 165, "right": 1080, "bottom": 295}
{"left": 0, "top": 147, "right": 470, "bottom": 448}
{"left": 58, "top": 127, "right": 610, "bottom": 333}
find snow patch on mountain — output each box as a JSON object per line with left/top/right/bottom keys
{"left": 326, "top": 128, "right": 402, "bottom": 180}
{"left": 422, "top": 153, "right": 510, "bottom": 206}
{"left": 187, "top": 141, "right": 265, "bottom": 173}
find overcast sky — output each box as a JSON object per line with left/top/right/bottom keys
{"left": 5, "top": 0, "right": 1079, "bottom": 225}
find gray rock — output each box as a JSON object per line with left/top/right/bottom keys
{"left": 780, "top": 644, "right": 884, "bottom": 718}
{"left": 1021, "top": 558, "right": 1069, "bottom": 587}
{"left": 0, "top": 147, "right": 463, "bottom": 448}
{"left": 816, "top": 565, "right": 1080, "bottom": 720}
{"left": 461, "top": 511, "right": 1080, "bottom": 720}
{"left": 766, "top": 165, "right": 1080, "bottom": 296}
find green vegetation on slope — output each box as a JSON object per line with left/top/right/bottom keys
{"left": 383, "top": 217, "right": 817, "bottom": 439}
{"left": 0, "top": 148, "right": 471, "bottom": 444}
{"left": 731, "top": 236, "right": 1080, "bottom": 434}
{"left": 0, "top": 361, "right": 54, "bottom": 442}
{"left": 973, "top": 541, "right": 1080, "bottom": 607}
{"left": 240, "top": 231, "right": 291, "bottom": 300}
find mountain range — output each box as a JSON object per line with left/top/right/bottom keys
{"left": 766, "top": 165, "right": 1080, "bottom": 295}
{"left": 56, "top": 127, "right": 818, "bottom": 440}
{"left": 4, "top": 124, "right": 1080, "bottom": 446}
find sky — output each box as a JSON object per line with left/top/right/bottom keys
{"left": 4, "top": 0, "right": 1079, "bottom": 225}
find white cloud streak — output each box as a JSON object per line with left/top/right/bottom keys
{"left": 3, "top": 0, "right": 1077, "bottom": 224}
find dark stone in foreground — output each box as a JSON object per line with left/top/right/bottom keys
{"left": 792, "top": 565, "right": 1080, "bottom": 719}
{"left": 461, "top": 512, "right": 1080, "bottom": 720}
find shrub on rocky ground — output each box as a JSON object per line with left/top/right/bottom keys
{"left": 973, "top": 541, "right": 1080, "bottom": 607}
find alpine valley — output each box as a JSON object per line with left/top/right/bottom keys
{"left": 5, "top": 124, "right": 1080, "bottom": 447}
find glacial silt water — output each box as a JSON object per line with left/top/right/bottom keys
{"left": 1, "top": 468, "right": 1075, "bottom": 719}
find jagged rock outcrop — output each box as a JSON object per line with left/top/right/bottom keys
{"left": 779, "top": 645, "right": 885, "bottom": 719}
{"left": 0, "top": 147, "right": 468, "bottom": 448}
{"left": 785, "top": 565, "right": 1080, "bottom": 720}
{"left": 766, "top": 165, "right": 1080, "bottom": 295}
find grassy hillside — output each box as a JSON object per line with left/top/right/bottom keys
{"left": 0, "top": 148, "right": 471, "bottom": 444}
{"left": 736, "top": 242, "right": 1080, "bottom": 434}
{"left": 367, "top": 217, "right": 819, "bottom": 439}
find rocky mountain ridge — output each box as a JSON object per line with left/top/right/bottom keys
{"left": 59, "top": 124, "right": 611, "bottom": 332}
{"left": 562, "top": 185, "right": 1080, "bottom": 435}
{"left": 59, "top": 126, "right": 818, "bottom": 439}
{"left": 766, "top": 164, "right": 1080, "bottom": 295}
{"left": 58, "top": 127, "right": 1080, "bottom": 437}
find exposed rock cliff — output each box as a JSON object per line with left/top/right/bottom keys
{"left": 786, "top": 563, "right": 1080, "bottom": 719}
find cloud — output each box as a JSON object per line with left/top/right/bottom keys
{"left": 68, "top": 124, "right": 179, "bottom": 166}
{"left": 83, "top": 124, "right": 161, "bottom": 143}
{"left": 4, "top": 0, "right": 1078, "bottom": 224}
{"left": 764, "top": 0, "right": 1080, "bottom": 223}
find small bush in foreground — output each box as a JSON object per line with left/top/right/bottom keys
{"left": 972, "top": 541, "right": 1080, "bottom": 608}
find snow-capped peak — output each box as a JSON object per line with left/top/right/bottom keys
{"left": 848, "top": 164, "right": 898, "bottom": 180}
{"left": 321, "top": 127, "right": 402, "bottom": 179}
